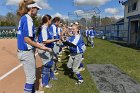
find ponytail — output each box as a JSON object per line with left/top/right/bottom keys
{"left": 36, "top": 14, "right": 52, "bottom": 36}
{"left": 17, "top": 0, "right": 35, "bottom": 17}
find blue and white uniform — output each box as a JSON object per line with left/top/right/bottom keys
{"left": 17, "top": 14, "right": 35, "bottom": 51}
{"left": 50, "top": 24, "right": 61, "bottom": 73}
{"left": 51, "top": 24, "right": 59, "bottom": 39}
{"left": 37, "top": 24, "right": 55, "bottom": 86}
{"left": 57, "top": 27, "right": 62, "bottom": 39}
{"left": 89, "top": 29, "right": 96, "bottom": 38}
{"left": 85, "top": 30, "right": 89, "bottom": 37}
{"left": 67, "top": 34, "right": 85, "bottom": 82}
{"left": 89, "top": 29, "right": 96, "bottom": 47}
{"left": 38, "top": 25, "right": 54, "bottom": 48}
{"left": 17, "top": 14, "right": 36, "bottom": 93}
{"left": 68, "top": 35, "right": 85, "bottom": 54}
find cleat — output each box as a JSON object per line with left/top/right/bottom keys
{"left": 58, "top": 54, "right": 62, "bottom": 57}
{"left": 75, "top": 80, "right": 83, "bottom": 85}
{"left": 79, "top": 68, "right": 85, "bottom": 72}
{"left": 58, "top": 59, "right": 61, "bottom": 62}
{"left": 54, "top": 72, "right": 59, "bottom": 75}
{"left": 35, "top": 91, "right": 44, "bottom": 93}
{"left": 44, "top": 84, "right": 52, "bottom": 88}
{"left": 51, "top": 77, "right": 58, "bottom": 80}
{"left": 69, "top": 73, "right": 74, "bottom": 78}
{"left": 81, "top": 58, "right": 84, "bottom": 61}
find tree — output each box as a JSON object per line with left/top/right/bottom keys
{"left": 79, "top": 18, "right": 86, "bottom": 27}
{"left": 0, "top": 12, "right": 17, "bottom": 26}
{"left": 33, "top": 16, "right": 42, "bottom": 27}
{"left": 5, "top": 12, "right": 17, "bottom": 26}
{"left": 101, "top": 17, "right": 117, "bottom": 26}
{"left": 91, "top": 15, "right": 96, "bottom": 27}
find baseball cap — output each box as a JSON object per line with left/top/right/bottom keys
{"left": 74, "top": 22, "right": 79, "bottom": 25}
{"left": 70, "top": 23, "right": 73, "bottom": 26}
{"left": 27, "top": 3, "right": 42, "bottom": 10}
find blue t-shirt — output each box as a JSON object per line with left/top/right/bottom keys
{"left": 38, "top": 25, "right": 54, "bottom": 48}
{"left": 17, "top": 14, "right": 35, "bottom": 51}
{"left": 67, "top": 34, "right": 85, "bottom": 54}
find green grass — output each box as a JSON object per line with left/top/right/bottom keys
{"left": 44, "top": 38, "right": 140, "bottom": 93}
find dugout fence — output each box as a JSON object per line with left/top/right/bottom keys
{"left": 0, "top": 26, "right": 17, "bottom": 39}
{"left": 95, "top": 22, "right": 128, "bottom": 42}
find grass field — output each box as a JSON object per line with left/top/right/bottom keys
{"left": 44, "top": 38, "right": 140, "bottom": 93}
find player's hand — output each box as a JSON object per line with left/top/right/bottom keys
{"left": 47, "top": 48, "right": 52, "bottom": 52}
{"left": 61, "top": 38, "right": 66, "bottom": 42}
{"left": 41, "top": 46, "right": 52, "bottom": 52}
{"left": 58, "top": 40, "right": 62, "bottom": 43}
{"left": 40, "top": 45, "right": 47, "bottom": 51}
{"left": 54, "top": 39, "right": 59, "bottom": 42}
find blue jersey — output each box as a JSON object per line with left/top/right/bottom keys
{"left": 85, "top": 30, "right": 89, "bottom": 37}
{"left": 51, "top": 24, "right": 60, "bottom": 39}
{"left": 17, "top": 14, "right": 35, "bottom": 51}
{"left": 89, "top": 29, "right": 96, "bottom": 37}
{"left": 38, "top": 25, "right": 54, "bottom": 48}
{"left": 67, "top": 34, "right": 85, "bottom": 54}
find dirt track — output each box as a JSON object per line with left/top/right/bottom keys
{"left": 0, "top": 39, "right": 42, "bottom": 93}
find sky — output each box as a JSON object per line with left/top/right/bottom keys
{"left": 0, "top": 0, "right": 126, "bottom": 19}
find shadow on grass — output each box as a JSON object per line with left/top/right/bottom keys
{"left": 61, "top": 50, "right": 70, "bottom": 60}
{"left": 110, "top": 41, "right": 140, "bottom": 50}
{"left": 60, "top": 63, "right": 78, "bottom": 81}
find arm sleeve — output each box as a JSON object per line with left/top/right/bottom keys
{"left": 23, "top": 17, "right": 33, "bottom": 37}
{"left": 63, "top": 41, "right": 76, "bottom": 47}
{"left": 71, "top": 35, "right": 80, "bottom": 45}
{"left": 41, "top": 26, "right": 48, "bottom": 41}
{"left": 52, "top": 25, "right": 57, "bottom": 36}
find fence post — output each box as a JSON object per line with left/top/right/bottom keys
{"left": 117, "top": 24, "right": 119, "bottom": 38}
{"left": 137, "top": 18, "right": 140, "bottom": 48}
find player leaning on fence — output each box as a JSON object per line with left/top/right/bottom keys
{"left": 17, "top": 0, "right": 52, "bottom": 93}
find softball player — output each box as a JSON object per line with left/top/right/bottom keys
{"left": 74, "top": 23, "right": 86, "bottom": 72}
{"left": 17, "top": 1, "right": 51, "bottom": 93}
{"left": 57, "top": 25, "right": 63, "bottom": 54}
{"left": 37, "top": 14, "right": 59, "bottom": 88}
{"left": 65, "top": 24, "right": 85, "bottom": 85}
{"left": 51, "top": 17, "right": 61, "bottom": 74}
{"left": 89, "top": 27, "right": 96, "bottom": 48}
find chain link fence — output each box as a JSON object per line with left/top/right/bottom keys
{"left": 0, "top": 26, "right": 17, "bottom": 39}
{"left": 95, "top": 22, "right": 128, "bottom": 42}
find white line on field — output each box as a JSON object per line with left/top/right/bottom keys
{"left": 0, "top": 53, "right": 38, "bottom": 81}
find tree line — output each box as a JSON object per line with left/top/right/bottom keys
{"left": 0, "top": 12, "right": 42, "bottom": 27}
{"left": 0, "top": 12, "right": 119, "bottom": 27}
{"left": 79, "top": 15, "right": 118, "bottom": 27}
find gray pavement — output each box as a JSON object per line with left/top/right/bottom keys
{"left": 87, "top": 64, "right": 140, "bottom": 93}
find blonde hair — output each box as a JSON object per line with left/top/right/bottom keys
{"left": 17, "top": 0, "right": 35, "bottom": 16}
{"left": 72, "top": 23, "right": 80, "bottom": 30}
